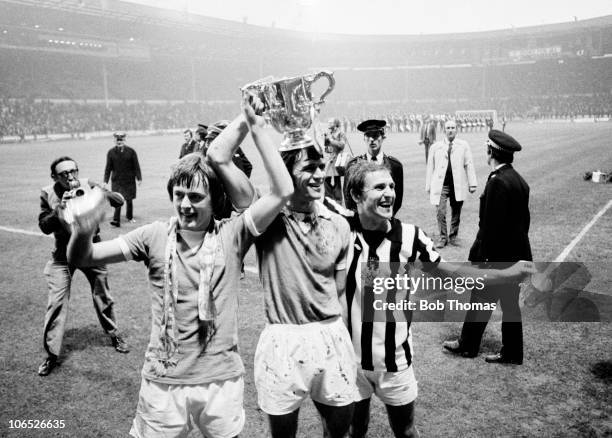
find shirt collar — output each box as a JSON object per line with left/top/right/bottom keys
{"left": 284, "top": 200, "right": 331, "bottom": 221}
{"left": 366, "top": 152, "right": 383, "bottom": 162}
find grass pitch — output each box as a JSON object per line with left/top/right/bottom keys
{"left": 0, "top": 122, "right": 611, "bottom": 437}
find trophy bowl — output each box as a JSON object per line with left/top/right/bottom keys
{"left": 241, "top": 71, "right": 335, "bottom": 151}
{"left": 63, "top": 186, "right": 106, "bottom": 231}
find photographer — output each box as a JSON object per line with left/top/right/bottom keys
{"left": 37, "top": 156, "right": 129, "bottom": 376}
{"left": 324, "top": 117, "right": 348, "bottom": 203}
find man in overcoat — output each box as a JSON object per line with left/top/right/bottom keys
{"left": 104, "top": 132, "right": 142, "bottom": 227}
{"left": 426, "top": 119, "right": 477, "bottom": 247}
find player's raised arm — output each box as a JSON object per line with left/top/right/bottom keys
{"left": 206, "top": 114, "right": 254, "bottom": 210}
{"left": 241, "top": 94, "right": 294, "bottom": 233}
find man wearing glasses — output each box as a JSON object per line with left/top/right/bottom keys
{"left": 346, "top": 119, "right": 403, "bottom": 215}
{"left": 37, "top": 156, "right": 129, "bottom": 376}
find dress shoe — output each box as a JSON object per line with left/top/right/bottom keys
{"left": 484, "top": 353, "right": 522, "bottom": 365}
{"left": 111, "top": 334, "right": 130, "bottom": 353}
{"left": 127, "top": 219, "right": 136, "bottom": 223}
{"left": 442, "top": 340, "right": 477, "bottom": 358}
{"left": 435, "top": 239, "right": 447, "bottom": 249}
{"left": 38, "top": 355, "right": 58, "bottom": 376}
{"left": 110, "top": 221, "right": 120, "bottom": 227}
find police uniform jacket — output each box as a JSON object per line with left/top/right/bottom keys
{"left": 468, "top": 164, "right": 532, "bottom": 264}
{"left": 104, "top": 145, "right": 142, "bottom": 200}
{"left": 179, "top": 139, "right": 198, "bottom": 159}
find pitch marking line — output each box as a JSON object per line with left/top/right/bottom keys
{"left": 7, "top": 198, "right": 609, "bottom": 271}
{"left": 0, "top": 225, "right": 48, "bottom": 237}
{"left": 554, "top": 199, "right": 612, "bottom": 263}
{"left": 0, "top": 224, "right": 263, "bottom": 273}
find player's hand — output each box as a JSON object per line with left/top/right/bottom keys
{"left": 137, "top": 180, "right": 142, "bottom": 187}
{"left": 71, "top": 188, "right": 107, "bottom": 235}
{"left": 505, "top": 260, "right": 536, "bottom": 279}
{"left": 241, "top": 93, "right": 266, "bottom": 127}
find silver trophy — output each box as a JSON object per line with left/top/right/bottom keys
{"left": 241, "top": 71, "right": 335, "bottom": 151}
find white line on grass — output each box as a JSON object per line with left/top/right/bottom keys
{"left": 0, "top": 225, "right": 48, "bottom": 237}
{"left": 554, "top": 199, "right": 612, "bottom": 262}
{"left": 0, "top": 224, "right": 264, "bottom": 273}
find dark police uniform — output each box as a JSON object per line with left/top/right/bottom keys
{"left": 459, "top": 130, "right": 532, "bottom": 363}
{"left": 103, "top": 132, "right": 142, "bottom": 226}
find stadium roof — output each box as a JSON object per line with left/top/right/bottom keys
{"left": 1, "top": 0, "right": 611, "bottom": 43}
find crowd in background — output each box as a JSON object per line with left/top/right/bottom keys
{"left": 1, "top": 93, "right": 610, "bottom": 141}
{"left": 0, "top": 99, "right": 234, "bottom": 139}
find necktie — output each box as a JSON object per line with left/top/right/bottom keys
{"left": 448, "top": 141, "right": 453, "bottom": 159}
{"left": 372, "top": 156, "right": 378, "bottom": 162}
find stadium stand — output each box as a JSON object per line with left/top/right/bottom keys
{"left": 0, "top": 0, "right": 610, "bottom": 139}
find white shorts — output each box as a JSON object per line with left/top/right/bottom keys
{"left": 355, "top": 366, "right": 418, "bottom": 406}
{"left": 129, "top": 376, "right": 245, "bottom": 438}
{"left": 254, "top": 317, "right": 358, "bottom": 415}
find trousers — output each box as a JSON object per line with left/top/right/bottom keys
{"left": 436, "top": 184, "right": 463, "bottom": 242}
{"left": 42, "top": 260, "right": 118, "bottom": 357}
{"left": 113, "top": 199, "right": 133, "bottom": 223}
{"left": 459, "top": 283, "right": 523, "bottom": 361}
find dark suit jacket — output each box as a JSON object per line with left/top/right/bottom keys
{"left": 233, "top": 147, "right": 253, "bottom": 178}
{"left": 103, "top": 145, "right": 142, "bottom": 200}
{"left": 179, "top": 139, "right": 198, "bottom": 158}
{"left": 468, "top": 164, "right": 532, "bottom": 264}
{"left": 347, "top": 153, "right": 404, "bottom": 215}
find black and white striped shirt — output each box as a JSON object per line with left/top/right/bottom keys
{"left": 344, "top": 217, "right": 441, "bottom": 372}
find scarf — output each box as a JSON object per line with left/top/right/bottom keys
{"left": 150, "top": 217, "right": 218, "bottom": 377}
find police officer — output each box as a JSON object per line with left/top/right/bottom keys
{"left": 346, "top": 119, "right": 404, "bottom": 215}
{"left": 443, "top": 130, "right": 532, "bottom": 365}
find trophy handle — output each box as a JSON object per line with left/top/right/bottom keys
{"left": 305, "top": 71, "right": 335, "bottom": 106}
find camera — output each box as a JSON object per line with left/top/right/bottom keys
{"left": 68, "top": 180, "right": 86, "bottom": 197}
